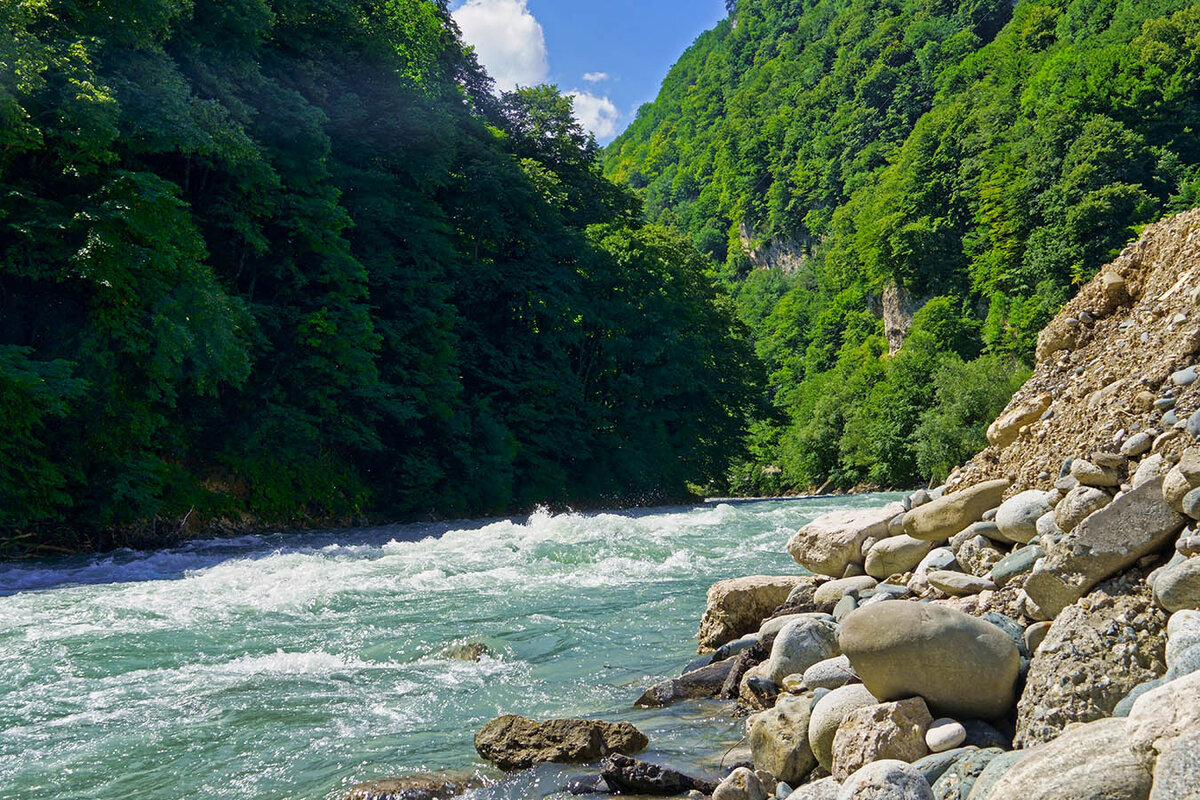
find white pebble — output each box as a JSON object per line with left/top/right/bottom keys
{"left": 925, "top": 718, "right": 967, "bottom": 753}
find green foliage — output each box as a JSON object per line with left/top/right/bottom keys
{"left": 0, "top": 0, "right": 759, "bottom": 547}
{"left": 605, "top": 0, "right": 1200, "bottom": 491}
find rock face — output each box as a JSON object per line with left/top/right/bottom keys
{"left": 836, "top": 759, "right": 934, "bottom": 800}
{"left": 986, "top": 717, "right": 1152, "bottom": 800}
{"left": 831, "top": 697, "right": 933, "bottom": 781}
{"left": 1023, "top": 477, "right": 1186, "bottom": 620}
{"left": 344, "top": 774, "right": 482, "bottom": 800}
{"left": 904, "top": 480, "right": 1010, "bottom": 542}
{"left": 1013, "top": 591, "right": 1167, "bottom": 748}
{"left": 810, "top": 684, "right": 879, "bottom": 772}
{"left": 765, "top": 617, "right": 841, "bottom": 683}
{"left": 789, "top": 506, "right": 902, "bottom": 577}
{"left": 750, "top": 693, "right": 817, "bottom": 784}
{"left": 474, "top": 715, "right": 648, "bottom": 770}
{"left": 599, "top": 754, "right": 717, "bottom": 796}
{"left": 866, "top": 536, "right": 934, "bottom": 580}
{"left": 698, "top": 576, "right": 813, "bottom": 652}
{"left": 839, "top": 601, "right": 1019, "bottom": 720}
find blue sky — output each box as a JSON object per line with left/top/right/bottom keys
{"left": 449, "top": 0, "right": 728, "bottom": 143}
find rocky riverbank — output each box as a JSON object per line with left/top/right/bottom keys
{"left": 349, "top": 210, "right": 1200, "bottom": 799}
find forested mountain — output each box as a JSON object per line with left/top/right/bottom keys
{"left": 605, "top": 0, "right": 1200, "bottom": 494}
{"left": 0, "top": 0, "right": 758, "bottom": 551}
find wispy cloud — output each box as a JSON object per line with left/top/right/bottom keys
{"left": 567, "top": 90, "right": 620, "bottom": 141}
{"left": 452, "top": 0, "right": 548, "bottom": 91}
{"left": 582, "top": 72, "right": 609, "bottom": 84}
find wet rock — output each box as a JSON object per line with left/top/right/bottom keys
{"left": 789, "top": 507, "right": 904, "bottom": 578}
{"left": 700, "top": 576, "right": 816, "bottom": 652}
{"left": 344, "top": 774, "right": 483, "bottom": 800}
{"left": 1013, "top": 592, "right": 1167, "bottom": 748}
{"left": 474, "top": 715, "right": 648, "bottom": 770}
{"left": 839, "top": 601, "right": 1019, "bottom": 720}
{"left": 713, "top": 767, "right": 770, "bottom": 800}
{"left": 1023, "top": 477, "right": 1186, "bottom": 620}
{"left": 927, "top": 571, "right": 996, "bottom": 596}
{"left": 810, "top": 684, "right": 879, "bottom": 772}
{"left": 905, "top": 480, "right": 1011, "bottom": 543}
{"left": 637, "top": 657, "right": 737, "bottom": 706}
{"left": 1154, "top": 557, "right": 1200, "bottom": 612}
{"left": 1053, "top": 485, "right": 1112, "bottom": 533}
{"left": 866, "top": 536, "right": 934, "bottom": 580}
{"left": 750, "top": 694, "right": 817, "bottom": 784}
{"left": 924, "top": 719, "right": 966, "bottom": 754}
{"left": 836, "top": 759, "right": 933, "bottom": 800}
{"left": 441, "top": 642, "right": 491, "bottom": 662}
{"left": 994, "top": 491, "right": 1053, "bottom": 544}
{"left": 765, "top": 617, "right": 842, "bottom": 684}
{"left": 987, "top": 718, "right": 1151, "bottom": 800}
{"left": 599, "top": 753, "right": 717, "bottom": 796}
{"left": 832, "top": 697, "right": 933, "bottom": 781}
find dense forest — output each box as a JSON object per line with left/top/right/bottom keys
{"left": 605, "top": 0, "right": 1200, "bottom": 494}
{"left": 0, "top": 0, "right": 759, "bottom": 552}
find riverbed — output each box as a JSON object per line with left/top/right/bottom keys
{"left": 0, "top": 495, "right": 898, "bottom": 800}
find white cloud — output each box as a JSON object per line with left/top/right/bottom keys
{"left": 582, "top": 72, "right": 609, "bottom": 84}
{"left": 452, "top": 0, "right": 549, "bottom": 91}
{"left": 567, "top": 90, "right": 621, "bottom": 141}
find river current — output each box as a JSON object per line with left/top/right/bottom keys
{"left": 0, "top": 495, "right": 897, "bottom": 800}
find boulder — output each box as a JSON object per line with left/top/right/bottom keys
{"left": 831, "top": 697, "right": 933, "bottom": 781}
{"left": 750, "top": 693, "right": 818, "bottom": 784}
{"left": 344, "top": 774, "right": 482, "bottom": 800}
{"left": 1153, "top": 557, "right": 1200, "bottom": 612}
{"left": 987, "top": 395, "right": 1051, "bottom": 448}
{"left": 761, "top": 612, "right": 836, "bottom": 638}
{"left": 927, "top": 570, "right": 996, "bottom": 596}
{"left": 924, "top": 719, "right": 966, "bottom": 754}
{"left": 929, "top": 747, "right": 1002, "bottom": 800}
{"left": 866, "top": 536, "right": 935, "bottom": 580}
{"left": 905, "top": 480, "right": 1011, "bottom": 542}
{"left": 637, "top": 657, "right": 737, "bottom": 706}
{"left": 699, "top": 576, "right": 815, "bottom": 652}
{"left": 1023, "top": 477, "right": 1186, "bottom": 620}
{"left": 713, "top": 767, "right": 769, "bottom": 800}
{"left": 815, "top": 576, "right": 879, "bottom": 605}
{"left": 836, "top": 759, "right": 933, "bottom": 800}
{"left": 839, "top": 601, "right": 1020, "bottom": 720}
{"left": 765, "top": 617, "right": 842, "bottom": 684}
{"left": 1125, "top": 669, "right": 1200, "bottom": 773}
{"left": 789, "top": 506, "right": 904, "bottom": 577}
{"left": 474, "top": 715, "right": 648, "bottom": 770}
{"left": 786, "top": 776, "right": 840, "bottom": 800}
{"left": 987, "top": 718, "right": 1151, "bottom": 800}
{"left": 1013, "top": 592, "right": 1167, "bottom": 748}
{"left": 803, "top": 654, "right": 859, "bottom": 690}
{"left": 1163, "top": 448, "right": 1200, "bottom": 513}
{"left": 810, "top": 684, "right": 879, "bottom": 772}
{"left": 1148, "top": 728, "right": 1200, "bottom": 800}
{"left": 600, "top": 754, "right": 717, "bottom": 796}
{"left": 1053, "top": 485, "right": 1111, "bottom": 533}
{"left": 994, "top": 491, "right": 1053, "bottom": 544}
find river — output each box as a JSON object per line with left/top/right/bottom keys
{"left": 0, "top": 495, "right": 898, "bottom": 800}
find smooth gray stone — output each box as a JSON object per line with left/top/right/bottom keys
{"left": 965, "top": 751, "right": 1025, "bottom": 800}
{"left": 1173, "top": 366, "right": 1198, "bottom": 386}
{"left": 1164, "top": 410, "right": 1180, "bottom": 427}
{"left": 989, "top": 545, "right": 1043, "bottom": 587}
{"left": 1183, "top": 487, "right": 1200, "bottom": 520}
{"left": 1155, "top": 397, "right": 1177, "bottom": 411}
{"left": 833, "top": 593, "right": 858, "bottom": 622}
{"left": 911, "top": 748, "right": 977, "bottom": 786}
{"left": 1113, "top": 677, "right": 1169, "bottom": 717}
{"left": 1188, "top": 410, "right": 1200, "bottom": 438}
{"left": 930, "top": 747, "right": 1002, "bottom": 800}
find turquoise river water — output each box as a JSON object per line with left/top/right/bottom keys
{"left": 0, "top": 495, "right": 898, "bottom": 800}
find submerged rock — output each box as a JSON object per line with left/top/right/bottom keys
{"left": 344, "top": 774, "right": 483, "bottom": 800}
{"left": 599, "top": 753, "right": 717, "bottom": 796}
{"left": 637, "top": 657, "right": 737, "bottom": 707}
{"left": 474, "top": 715, "right": 647, "bottom": 770}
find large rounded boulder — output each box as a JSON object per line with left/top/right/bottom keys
{"left": 838, "top": 600, "right": 1019, "bottom": 720}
